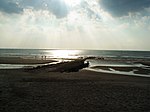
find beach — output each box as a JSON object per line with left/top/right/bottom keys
{"left": 0, "top": 57, "right": 150, "bottom": 112}
{"left": 0, "top": 57, "right": 55, "bottom": 64}
{"left": 1, "top": 0, "right": 150, "bottom": 111}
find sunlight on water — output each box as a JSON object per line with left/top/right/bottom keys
{"left": 45, "top": 50, "right": 81, "bottom": 59}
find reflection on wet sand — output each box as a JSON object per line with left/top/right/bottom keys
{"left": 88, "top": 65, "right": 150, "bottom": 77}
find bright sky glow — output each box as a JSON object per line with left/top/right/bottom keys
{"left": 63, "top": 0, "right": 82, "bottom": 7}
{"left": 0, "top": 0, "right": 150, "bottom": 50}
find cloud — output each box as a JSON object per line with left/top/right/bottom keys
{"left": 0, "top": 0, "right": 69, "bottom": 18}
{"left": 81, "top": 1, "right": 101, "bottom": 21}
{"left": 0, "top": 0, "right": 23, "bottom": 14}
{"left": 99, "top": 0, "right": 150, "bottom": 17}
{"left": 47, "top": 0, "right": 69, "bottom": 18}
{"left": 0, "top": 0, "right": 101, "bottom": 19}
{"left": 20, "top": 0, "right": 69, "bottom": 18}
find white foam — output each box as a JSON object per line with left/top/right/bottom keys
{"left": 85, "top": 68, "right": 150, "bottom": 78}
{"left": 0, "top": 64, "right": 36, "bottom": 69}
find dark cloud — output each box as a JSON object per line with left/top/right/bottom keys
{"left": 0, "top": 0, "right": 23, "bottom": 14}
{"left": 0, "top": 0, "right": 69, "bottom": 18}
{"left": 20, "top": 0, "right": 69, "bottom": 18}
{"left": 99, "top": 0, "right": 150, "bottom": 17}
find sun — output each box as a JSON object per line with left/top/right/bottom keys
{"left": 63, "top": 0, "right": 81, "bottom": 7}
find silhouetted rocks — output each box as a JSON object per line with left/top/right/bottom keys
{"left": 26, "top": 59, "right": 89, "bottom": 73}
{"left": 86, "top": 56, "right": 104, "bottom": 60}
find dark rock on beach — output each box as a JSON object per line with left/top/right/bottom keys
{"left": 26, "top": 59, "right": 89, "bottom": 73}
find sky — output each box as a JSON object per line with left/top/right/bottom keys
{"left": 0, "top": 0, "right": 150, "bottom": 50}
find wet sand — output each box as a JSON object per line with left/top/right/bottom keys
{"left": 91, "top": 66, "right": 150, "bottom": 75}
{"left": 0, "top": 57, "right": 55, "bottom": 64}
{"left": 91, "top": 66, "right": 150, "bottom": 76}
{"left": 0, "top": 68, "right": 150, "bottom": 112}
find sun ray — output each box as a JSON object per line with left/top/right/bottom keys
{"left": 63, "top": 0, "right": 81, "bottom": 7}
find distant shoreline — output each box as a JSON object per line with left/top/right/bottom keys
{"left": 0, "top": 48, "right": 150, "bottom": 52}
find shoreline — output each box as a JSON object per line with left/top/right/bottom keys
{"left": 0, "top": 56, "right": 150, "bottom": 78}
{"left": 88, "top": 65, "right": 150, "bottom": 77}
{"left": 0, "top": 57, "right": 56, "bottom": 64}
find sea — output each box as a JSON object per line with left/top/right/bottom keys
{"left": 0, "top": 49, "right": 150, "bottom": 77}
